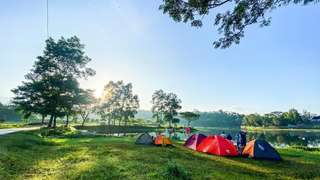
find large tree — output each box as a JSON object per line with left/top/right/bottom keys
{"left": 281, "top": 108, "right": 302, "bottom": 125}
{"left": 159, "top": 0, "right": 318, "bottom": 49}
{"left": 12, "top": 36, "right": 95, "bottom": 128}
{"left": 151, "top": 90, "right": 182, "bottom": 127}
{"left": 98, "top": 81, "right": 139, "bottom": 127}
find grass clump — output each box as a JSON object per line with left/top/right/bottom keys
{"left": 161, "top": 160, "right": 191, "bottom": 180}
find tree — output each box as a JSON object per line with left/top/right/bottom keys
{"left": 281, "top": 108, "right": 302, "bottom": 125}
{"left": 301, "top": 110, "right": 311, "bottom": 124}
{"left": 151, "top": 90, "right": 167, "bottom": 126}
{"left": 75, "top": 90, "right": 96, "bottom": 127}
{"left": 172, "top": 117, "right": 180, "bottom": 127}
{"left": 180, "top": 111, "right": 200, "bottom": 126}
{"left": 98, "top": 81, "right": 139, "bottom": 127}
{"left": 159, "top": 0, "right": 318, "bottom": 49}
{"left": 151, "top": 90, "right": 182, "bottom": 127}
{"left": 12, "top": 36, "right": 95, "bottom": 128}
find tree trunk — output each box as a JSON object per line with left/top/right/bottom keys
{"left": 108, "top": 118, "right": 111, "bottom": 134}
{"left": 125, "top": 117, "right": 128, "bottom": 127}
{"left": 65, "top": 115, "right": 69, "bottom": 127}
{"left": 81, "top": 117, "right": 86, "bottom": 127}
{"left": 41, "top": 114, "right": 45, "bottom": 125}
{"left": 48, "top": 115, "right": 54, "bottom": 128}
{"left": 53, "top": 116, "right": 57, "bottom": 128}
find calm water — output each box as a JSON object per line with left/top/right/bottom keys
{"left": 160, "top": 127, "right": 320, "bottom": 148}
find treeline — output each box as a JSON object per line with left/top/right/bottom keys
{"left": 190, "top": 110, "right": 243, "bottom": 128}
{"left": 243, "top": 109, "right": 313, "bottom": 127}
{"left": 0, "top": 103, "right": 21, "bottom": 122}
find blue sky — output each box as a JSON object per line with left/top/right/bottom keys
{"left": 0, "top": 0, "right": 319, "bottom": 114}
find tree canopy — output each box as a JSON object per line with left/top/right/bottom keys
{"left": 243, "top": 108, "right": 311, "bottom": 127}
{"left": 98, "top": 81, "right": 140, "bottom": 127}
{"left": 151, "top": 90, "right": 182, "bottom": 127}
{"left": 12, "top": 36, "right": 95, "bottom": 128}
{"left": 159, "top": 0, "right": 318, "bottom": 48}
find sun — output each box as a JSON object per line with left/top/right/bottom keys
{"left": 94, "top": 88, "right": 103, "bottom": 99}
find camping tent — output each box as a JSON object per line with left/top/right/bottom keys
{"left": 154, "top": 135, "right": 172, "bottom": 146}
{"left": 242, "top": 139, "right": 281, "bottom": 160}
{"left": 135, "top": 133, "right": 154, "bottom": 145}
{"left": 184, "top": 134, "right": 207, "bottom": 150}
{"left": 197, "top": 135, "right": 238, "bottom": 156}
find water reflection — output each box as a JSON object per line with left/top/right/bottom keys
{"left": 164, "top": 128, "right": 320, "bottom": 148}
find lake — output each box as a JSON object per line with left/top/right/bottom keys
{"left": 162, "top": 127, "right": 320, "bottom": 148}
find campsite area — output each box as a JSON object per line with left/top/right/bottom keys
{"left": 1, "top": 1, "right": 320, "bottom": 179}
{"left": 1, "top": 130, "right": 320, "bottom": 180}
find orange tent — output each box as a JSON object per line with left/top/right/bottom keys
{"left": 242, "top": 140, "right": 255, "bottom": 157}
{"left": 242, "top": 139, "right": 281, "bottom": 160}
{"left": 154, "top": 135, "right": 172, "bottom": 146}
{"left": 197, "top": 135, "right": 238, "bottom": 156}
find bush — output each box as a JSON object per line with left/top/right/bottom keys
{"left": 40, "top": 126, "right": 79, "bottom": 137}
{"left": 161, "top": 161, "right": 191, "bottom": 180}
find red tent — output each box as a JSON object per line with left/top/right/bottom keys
{"left": 197, "top": 135, "right": 238, "bottom": 156}
{"left": 184, "top": 134, "right": 207, "bottom": 150}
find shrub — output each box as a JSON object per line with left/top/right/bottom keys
{"left": 161, "top": 161, "right": 191, "bottom": 180}
{"left": 40, "top": 126, "right": 79, "bottom": 137}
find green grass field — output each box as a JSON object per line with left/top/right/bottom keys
{"left": 0, "top": 131, "right": 319, "bottom": 180}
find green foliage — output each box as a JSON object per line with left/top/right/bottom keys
{"left": 12, "top": 36, "right": 95, "bottom": 128}
{"left": 159, "top": 0, "right": 319, "bottom": 49}
{"left": 243, "top": 109, "right": 311, "bottom": 127}
{"left": 97, "top": 81, "right": 140, "bottom": 126}
{"left": 75, "top": 90, "right": 96, "bottom": 127}
{"left": 151, "top": 90, "right": 182, "bottom": 127}
{"left": 161, "top": 161, "right": 191, "bottom": 180}
{"left": 39, "top": 126, "right": 79, "bottom": 137}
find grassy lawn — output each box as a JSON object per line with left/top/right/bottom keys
{"left": 0, "top": 131, "right": 319, "bottom": 179}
